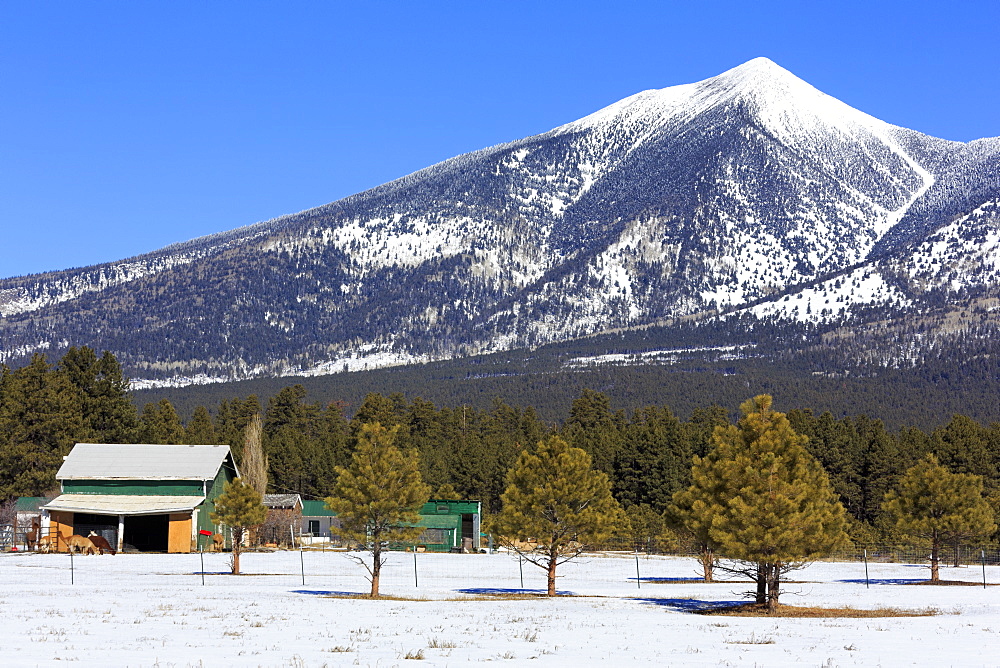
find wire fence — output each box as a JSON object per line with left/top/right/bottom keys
{"left": 3, "top": 541, "right": 997, "bottom": 595}
{"left": 592, "top": 536, "right": 1000, "bottom": 567}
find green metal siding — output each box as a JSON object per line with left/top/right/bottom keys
{"left": 413, "top": 512, "right": 463, "bottom": 551}
{"left": 300, "top": 498, "right": 480, "bottom": 552}
{"left": 62, "top": 480, "right": 205, "bottom": 495}
{"left": 420, "top": 500, "right": 479, "bottom": 515}
{"left": 197, "top": 458, "right": 238, "bottom": 537}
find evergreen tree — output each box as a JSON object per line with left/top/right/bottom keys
{"left": 325, "top": 422, "right": 431, "bottom": 597}
{"left": 857, "top": 417, "right": 905, "bottom": 527}
{"left": 215, "top": 396, "right": 262, "bottom": 451}
{"left": 685, "top": 405, "right": 731, "bottom": 459}
{"left": 267, "top": 426, "right": 310, "bottom": 495}
{"left": 349, "top": 392, "right": 406, "bottom": 436}
{"left": 883, "top": 454, "right": 996, "bottom": 581}
{"left": 0, "top": 354, "right": 85, "bottom": 497}
{"left": 263, "top": 385, "right": 310, "bottom": 438}
{"left": 686, "top": 395, "right": 848, "bottom": 609}
{"left": 930, "top": 415, "right": 997, "bottom": 487}
{"left": 615, "top": 405, "right": 688, "bottom": 511}
{"left": 669, "top": 419, "right": 735, "bottom": 583}
{"left": 402, "top": 397, "right": 453, "bottom": 489}
{"left": 491, "top": 435, "right": 625, "bottom": 596}
{"left": 622, "top": 503, "right": 675, "bottom": 554}
{"left": 561, "top": 389, "right": 625, "bottom": 475}
{"left": 794, "top": 411, "right": 864, "bottom": 519}
{"left": 210, "top": 477, "right": 268, "bottom": 575}
{"left": 450, "top": 400, "right": 535, "bottom": 513}
{"left": 183, "top": 405, "right": 218, "bottom": 445}
{"left": 58, "top": 347, "right": 137, "bottom": 443}
{"left": 433, "top": 483, "right": 462, "bottom": 500}
{"left": 137, "top": 399, "right": 185, "bottom": 444}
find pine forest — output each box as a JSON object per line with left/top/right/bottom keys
{"left": 3, "top": 347, "right": 999, "bottom": 550}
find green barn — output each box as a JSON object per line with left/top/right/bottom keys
{"left": 41, "top": 443, "right": 238, "bottom": 553}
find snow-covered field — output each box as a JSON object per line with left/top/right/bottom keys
{"left": 2, "top": 550, "right": 998, "bottom": 667}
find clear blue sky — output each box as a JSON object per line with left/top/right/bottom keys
{"left": 2, "top": 1, "right": 998, "bottom": 279}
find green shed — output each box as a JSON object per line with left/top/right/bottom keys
{"left": 413, "top": 500, "right": 481, "bottom": 552}
{"left": 298, "top": 498, "right": 482, "bottom": 552}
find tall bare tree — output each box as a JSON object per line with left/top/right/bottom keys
{"left": 241, "top": 414, "right": 268, "bottom": 496}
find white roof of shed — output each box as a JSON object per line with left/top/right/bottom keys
{"left": 263, "top": 493, "right": 303, "bottom": 510}
{"left": 43, "top": 494, "right": 205, "bottom": 516}
{"left": 56, "top": 443, "right": 235, "bottom": 481}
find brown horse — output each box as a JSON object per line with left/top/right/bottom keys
{"left": 26, "top": 518, "right": 40, "bottom": 551}
{"left": 87, "top": 531, "right": 116, "bottom": 555}
{"left": 66, "top": 535, "right": 97, "bottom": 555}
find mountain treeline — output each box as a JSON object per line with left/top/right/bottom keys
{"left": 4, "top": 348, "right": 1000, "bottom": 540}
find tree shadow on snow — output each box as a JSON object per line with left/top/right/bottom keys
{"left": 838, "top": 578, "right": 926, "bottom": 585}
{"left": 292, "top": 589, "right": 368, "bottom": 597}
{"left": 455, "top": 587, "right": 576, "bottom": 596}
{"left": 632, "top": 576, "right": 704, "bottom": 583}
{"left": 632, "top": 597, "right": 745, "bottom": 612}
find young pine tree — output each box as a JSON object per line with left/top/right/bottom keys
{"left": 677, "top": 395, "right": 848, "bottom": 609}
{"left": 491, "top": 435, "right": 625, "bottom": 596}
{"left": 669, "top": 428, "right": 736, "bottom": 583}
{"left": 210, "top": 478, "right": 267, "bottom": 575}
{"left": 883, "top": 454, "right": 996, "bottom": 581}
{"left": 325, "top": 422, "right": 431, "bottom": 597}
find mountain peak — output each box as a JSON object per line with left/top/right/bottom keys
{"left": 704, "top": 57, "right": 818, "bottom": 104}
{"left": 558, "top": 57, "right": 872, "bottom": 140}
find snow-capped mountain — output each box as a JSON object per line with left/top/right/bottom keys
{"left": 2, "top": 58, "right": 998, "bottom": 386}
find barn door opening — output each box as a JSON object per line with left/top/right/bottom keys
{"left": 123, "top": 514, "right": 169, "bottom": 552}
{"left": 73, "top": 513, "right": 118, "bottom": 550}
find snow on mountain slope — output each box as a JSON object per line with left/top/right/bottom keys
{"left": 894, "top": 197, "right": 1000, "bottom": 292}
{"left": 1, "top": 58, "right": 996, "bottom": 384}
{"left": 0, "top": 224, "right": 277, "bottom": 318}
{"left": 735, "top": 198, "right": 1000, "bottom": 326}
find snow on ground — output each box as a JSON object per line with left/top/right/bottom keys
{"left": 2, "top": 550, "right": 998, "bottom": 667}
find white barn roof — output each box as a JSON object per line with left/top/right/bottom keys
{"left": 56, "top": 443, "right": 235, "bottom": 481}
{"left": 43, "top": 494, "right": 206, "bottom": 515}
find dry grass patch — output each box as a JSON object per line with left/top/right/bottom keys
{"left": 459, "top": 592, "right": 561, "bottom": 601}
{"left": 912, "top": 580, "right": 994, "bottom": 586}
{"left": 462, "top": 593, "right": 541, "bottom": 601}
{"left": 318, "top": 593, "right": 431, "bottom": 602}
{"left": 699, "top": 603, "right": 939, "bottom": 618}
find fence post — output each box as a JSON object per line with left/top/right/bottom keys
{"left": 69, "top": 549, "right": 74, "bottom": 585}
{"left": 300, "top": 547, "right": 305, "bottom": 586}
{"left": 200, "top": 543, "right": 205, "bottom": 586}
{"left": 413, "top": 549, "right": 418, "bottom": 588}
{"left": 519, "top": 555, "right": 524, "bottom": 590}
{"left": 635, "top": 549, "right": 641, "bottom": 589}
{"left": 864, "top": 549, "right": 869, "bottom": 589}
{"left": 983, "top": 549, "right": 987, "bottom": 589}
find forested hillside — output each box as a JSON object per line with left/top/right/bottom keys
{"left": 134, "top": 312, "right": 1000, "bottom": 432}
{"left": 4, "top": 348, "right": 999, "bottom": 543}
